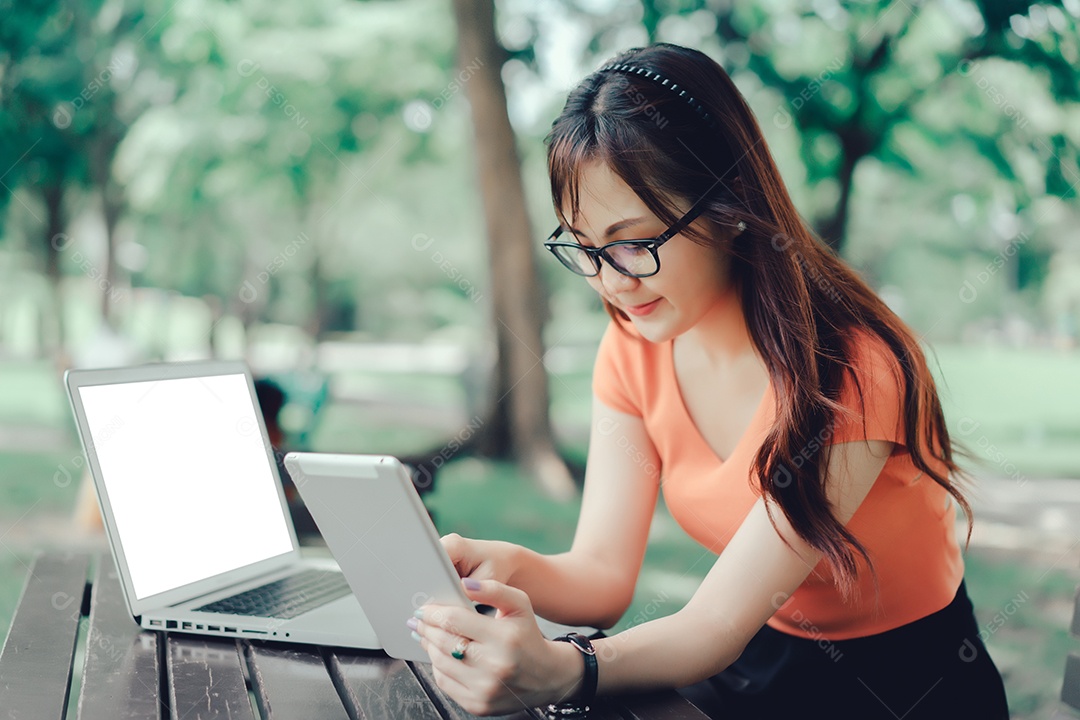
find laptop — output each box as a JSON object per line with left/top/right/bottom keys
{"left": 64, "top": 360, "right": 380, "bottom": 649}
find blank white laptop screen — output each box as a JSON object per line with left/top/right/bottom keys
{"left": 78, "top": 373, "right": 294, "bottom": 600}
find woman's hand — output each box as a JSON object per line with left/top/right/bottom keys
{"left": 440, "top": 533, "right": 520, "bottom": 586}
{"left": 409, "top": 578, "right": 583, "bottom": 716}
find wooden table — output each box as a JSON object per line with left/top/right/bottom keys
{"left": 0, "top": 552, "right": 708, "bottom": 719}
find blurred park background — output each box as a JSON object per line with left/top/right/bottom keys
{"left": 2, "top": 0, "right": 1079, "bottom": 716}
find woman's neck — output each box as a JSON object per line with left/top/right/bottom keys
{"left": 681, "top": 287, "right": 760, "bottom": 369}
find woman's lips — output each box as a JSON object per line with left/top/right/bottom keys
{"left": 624, "top": 298, "right": 662, "bottom": 317}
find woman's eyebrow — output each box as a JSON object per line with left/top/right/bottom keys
{"left": 566, "top": 216, "right": 648, "bottom": 239}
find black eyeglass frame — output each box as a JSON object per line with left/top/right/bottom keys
{"left": 542, "top": 192, "right": 715, "bottom": 278}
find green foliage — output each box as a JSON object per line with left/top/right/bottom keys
{"left": 1, "top": 0, "right": 1078, "bottom": 349}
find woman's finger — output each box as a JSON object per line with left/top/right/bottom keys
{"left": 439, "top": 533, "right": 474, "bottom": 576}
{"left": 460, "top": 578, "right": 533, "bottom": 618}
{"left": 415, "top": 616, "right": 477, "bottom": 663}
{"left": 420, "top": 625, "right": 494, "bottom": 704}
{"left": 416, "top": 602, "right": 488, "bottom": 641}
{"left": 430, "top": 661, "right": 474, "bottom": 702}
{"left": 430, "top": 659, "right": 506, "bottom": 717}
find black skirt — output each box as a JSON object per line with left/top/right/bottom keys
{"left": 677, "top": 579, "right": 1009, "bottom": 719}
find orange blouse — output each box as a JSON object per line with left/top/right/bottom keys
{"left": 592, "top": 320, "right": 964, "bottom": 640}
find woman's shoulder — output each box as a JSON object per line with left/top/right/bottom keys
{"left": 840, "top": 326, "right": 905, "bottom": 387}
{"left": 829, "top": 325, "right": 908, "bottom": 447}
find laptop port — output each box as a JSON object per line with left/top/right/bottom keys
{"left": 182, "top": 622, "right": 193, "bottom": 630}
{"left": 224, "top": 627, "right": 236, "bottom": 633}
{"left": 208, "top": 625, "right": 220, "bottom": 632}
{"left": 166, "top": 620, "right": 178, "bottom": 629}
{"left": 149, "top": 620, "right": 162, "bottom": 627}
{"left": 241, "top": 629, "right": 267, "bottom": 635}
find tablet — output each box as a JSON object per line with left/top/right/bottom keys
{"left": 284, "top": 452, "right": 475, "bottom": 662}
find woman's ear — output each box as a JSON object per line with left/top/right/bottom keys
{"left": 729, "top": 175, "right": 747, "bottom": 204}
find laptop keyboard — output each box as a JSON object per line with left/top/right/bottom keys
{"left": 195, "top": 569, "right": 351, "bottom": 619}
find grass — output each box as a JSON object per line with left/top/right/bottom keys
{"left": 961, "top": 551, "right": 1078, "bottom": 718}
{"left": 929, "top": 343, "right": 1080, "bottom": 479}
{"left": 0, "top": 450, "right": 81, "bottom": 515}
{"left": 0, "top": 360, "right": 70, "bottom": 426}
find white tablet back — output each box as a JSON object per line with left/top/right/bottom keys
{"left": 284, "top": 452, "right": 472, "bottom": 663}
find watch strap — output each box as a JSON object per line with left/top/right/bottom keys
{"left": 546, "top": 632, "right": 597, "bottom": 718}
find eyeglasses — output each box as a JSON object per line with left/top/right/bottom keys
{"left": 543, "top": 192, "right": 713, "bottom": 278}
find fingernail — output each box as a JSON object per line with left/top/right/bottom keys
{"left": 411, "top": 630, "right": 421, "bottom": 642}
{"left": 413, "top": 608, "right": 425, "bottom": 619}
{"left": 406, "top": 617, "right": 419, "bottom": 630}
{"left": 463, "top": 578, "right": 481, "bottom": 591}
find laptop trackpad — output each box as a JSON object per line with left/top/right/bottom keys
{"left": 286, "top": 594, "right": 376, "bottom": 636}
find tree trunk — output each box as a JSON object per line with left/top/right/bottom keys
{"left": 41, "top": 182, "right": 67, "bottom": 358}
{"left": 813, "top": 144, "right": 857, "bottom": 256}
{"left": 813, "top": 118, "right": 882, "bottom": 258}
{"left": 450, "top": 0, "right": 576, "bottom": 500}
{"left": 90, "top": 130, "right": 124, "bottom": 326}
{"left": 308, "top": 243, "right": 327, "bottom": 341}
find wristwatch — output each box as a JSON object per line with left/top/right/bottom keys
{"left": 546, "top": 633, "right": 598, "bottom": 719}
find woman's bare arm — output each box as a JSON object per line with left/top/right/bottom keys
{"left": 495, "top": 397, "right": 661, "bottom": 628}
{"left": 588, "top": 436, "right": 893, "bottom": 691}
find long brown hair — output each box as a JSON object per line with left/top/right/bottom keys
{"left": 545, "top": 43, "right": 972, "bottom": 597}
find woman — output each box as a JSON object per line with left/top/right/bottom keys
{"left": 408, "top": 43, "right": 1009, "bottom": 719}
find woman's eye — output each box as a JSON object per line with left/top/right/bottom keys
{"left": 612, "top": 244, "right": 649, "bottom": 256}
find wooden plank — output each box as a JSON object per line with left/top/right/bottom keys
{"left": 1064, "top": 652, "right": 1080, "bottom": 711}
{"left": 0, "top": 552, "right": 89, "bottom": 720}
{"left": 167, "top": 637, "right": 254, "bottom": 720}
{"left": 408, "top": 661, "right": 543, "bottom": 720}
{"left": 244, "top": 642, "right": 349, "bottom": 719}
{"left": 333, "top": 651, "right": 625, "bottom": 720}
{"left": 327, "top": 651, "right": 443, "bottom": 719}
{"left": 76, "top": 558, "right": 161, "bottom": 720}
{"left": 615, "top": 691, "right": 711, "bottom": 720}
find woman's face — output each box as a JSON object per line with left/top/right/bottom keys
{"left": 559, "top": 161, "right": 735, "bottom": 344}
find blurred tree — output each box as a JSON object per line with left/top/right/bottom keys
{"left": 451, "top": 0, "right": 576, "bottom": 500}
{"left": 117, "top": 0, "right": 459, "bottom": 344}
{"left": 0, "top": 0, "right": 163, "bottom": 350}
{"left": 1, "top": 0, "right": 91, "bottom": 353}
{"left": 633, "top": 0, "right": 1079, "bottom": 255}
{"left": 75, "top": 2, "right": 146, "bottom": 326}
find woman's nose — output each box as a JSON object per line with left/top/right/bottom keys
{"left": 595, "top": 260, "right": 639, "bottom": 293}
